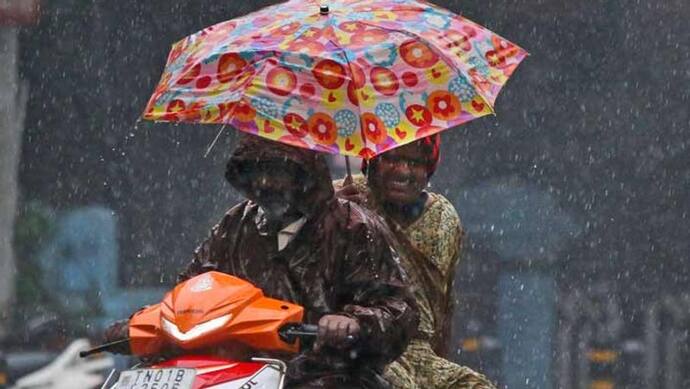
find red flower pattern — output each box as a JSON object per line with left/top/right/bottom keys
{"left": 370, "top": 67, "right": 399, "bottom": 96}
{"left": 227, "top": 100, "right": 256, "bottom": 122}
{"left": 177, "top": 64, "right": 201, "bottom": 85}
{"left": 405, "top": 104, "right": 432, "bottom": 127}
{"left": 300, "top": 27, "right": 323, "bottom": 41}
{"left": 313, "top": 59, "right": 347, "bottom": 90}
{"left": 361, "top": 113, "right": 388, "bottom": 145}
{"left": 440, "top": 29, "right": 474, "bottom": 52}
{"left": 427, "top": 91, "right": 461, "bottom": 120}
{"left": 266, "top": 66, "right": 297, "bottom": 96}
{"left": 217, "top": 53, "right": 247, "bottom": 83}
{"left": 272, "top": 21, "right": 301, "bottom": 36}
{"left": 283, "top": 113, "right": 308, "bottom": 138}
{"left": 400, "top": 40, "right": 439, "bottom": 68}
{"left": 308, "top": 113, "right": 338, "bottom": 145}
{"left": 287, "top": 40, "right": 326, "bottom": 56}
{"left": 351, "top": 29, "right": 389, "bottom": 46}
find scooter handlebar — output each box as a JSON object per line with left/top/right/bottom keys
{"left": 79, "top": 338, "right": 130, "bottom": 358}
{"left": 82, "top": 324, "right": 357, "bottom": 358}
{"left": 279, "top": 323, "right": 358, "bottom": 359}
{"left": 278, "top": 323, "right": 318, "bottom": 343}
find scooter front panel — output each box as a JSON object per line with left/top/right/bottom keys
{"left": 205, "top": 364, "right": 284, "bottom": 389}
{"left": 153, "top": 356, "right": 285, "bottom": 389}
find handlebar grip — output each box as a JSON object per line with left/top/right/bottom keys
{"left": 300, "top": 324, "right": 319, "bottom": 334}
{"left": 278, "top": 323, "right": 319, "bottom": 344}
{"left": 289, "top": 325, "right": 355, "bottom": 340}
{"left": 278, "top": 323, "right": 357, "bottom": 358}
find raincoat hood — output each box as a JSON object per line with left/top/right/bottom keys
{"left": 225, "top": 134, "right": 334, "bottom": 216}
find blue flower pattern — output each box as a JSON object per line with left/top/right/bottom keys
{"left": 335, "top": 109, "right": 358, "bottom": 137}
{"left": 375, "top": 103, "right": 401, "bottom": 128}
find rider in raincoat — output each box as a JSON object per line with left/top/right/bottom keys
{"left": 177, "top": 135, "right": 419, "bottom": 388}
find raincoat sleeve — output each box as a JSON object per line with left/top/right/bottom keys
{"left": 337, "top": 214, "right": 419, "bottom": 364}
{"left": 177, "top": 204, "right": 243, "bottom": 282}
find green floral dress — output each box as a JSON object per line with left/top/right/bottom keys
{"left": 334, "top": 175, "right": 496, "bottom": 389}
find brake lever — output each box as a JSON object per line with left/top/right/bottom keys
{"left": 79, "top": 338, "right": 130, "bottom": 358}
{"left": 345, "top": 335, "right": 358, "bottom": 360}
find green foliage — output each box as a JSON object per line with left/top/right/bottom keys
{"left": 12, "top": 202, "right": 56, "bottom": 317}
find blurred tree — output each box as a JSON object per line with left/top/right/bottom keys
{"left": 12, "top": 202, "right": 56, "bottom": 314}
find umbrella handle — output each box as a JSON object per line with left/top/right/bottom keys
{"left": 344, "top": 155, "right": 353, "bottom": 184}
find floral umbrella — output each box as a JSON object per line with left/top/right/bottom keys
{"left": 143, "top": 0, "right": 527, "bottom": 158}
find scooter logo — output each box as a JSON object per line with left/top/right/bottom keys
{"left": 190, "top": 274, "right": 214, "bottom": 292}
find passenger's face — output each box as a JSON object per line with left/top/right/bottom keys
{"left": 369, "top": 143, "right": 429, "bottom": 206}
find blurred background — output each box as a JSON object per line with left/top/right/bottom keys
{"left": 0, "top": 0, "right": 688, "bottom": 388}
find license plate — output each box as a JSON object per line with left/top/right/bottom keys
{"left": 115, "top": 368, "right": 195, "bottom": 389}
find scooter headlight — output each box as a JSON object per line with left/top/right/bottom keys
{"left": 161, "top": 314, "right": 232, "bottom": 341}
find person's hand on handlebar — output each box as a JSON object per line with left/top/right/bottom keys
{"left": 313, "top": 315, "right": 360, "bottom": 352}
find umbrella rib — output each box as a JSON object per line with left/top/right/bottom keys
{"left": 279, "top": 10, "right": 329, "bottom": 50}
{"left": 203, "top": 55, "right": 271, "bottom": 157}
{"left": 359, "top": 20, "right": 496, "bottom": 114}
{"left": 204, "top": 123, "right": 229, "bottom": 158}
{"left": 326, "top": 37, "right": 370, "bottom": 157}
{"left": 174, "top": 3, "right": 321, "bottom": 82}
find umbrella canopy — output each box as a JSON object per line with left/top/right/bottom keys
{"left": 143, "top": 0, "right": 527, "bottom": 158}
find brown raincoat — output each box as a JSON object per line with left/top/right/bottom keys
{"left": 179, "top": 136, "right": 418, "bottom": 388}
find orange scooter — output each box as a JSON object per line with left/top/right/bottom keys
{"left": 80, "top": 271, "right": 322, "bottom": 389}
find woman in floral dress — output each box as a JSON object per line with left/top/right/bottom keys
{"left": 335, "top": 135, "right": 495, "bottom": 389}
